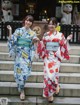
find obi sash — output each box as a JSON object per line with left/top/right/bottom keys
{"left": 46, "top": 42, "right": 59, "bottom": 51}
{"left": 17, "top": 38, "right": 32, "bottom": 47}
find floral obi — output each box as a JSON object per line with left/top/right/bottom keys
{"left": 46, "top": 42, "right": 59, "bottom": 52}
{"left": 17, "top": 37, "right": 32, "bottom": 47}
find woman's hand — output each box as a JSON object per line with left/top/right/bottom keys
{"left": 64, "top": 34, "right": 73, "bottom": 44}
{"left": 60, "top": 34, "right": 73, "bottom": 45}
{"left": 7, "top": 25, "right": 12, "bottom": 39}
{"left": 7, "top": 25, "right": 12, "bottom": 31}
{"left": 67, "top": 34, "right": 73, "bottom": 41}
{"left": 33, "top": 37, "right": 40, "bottom": 43}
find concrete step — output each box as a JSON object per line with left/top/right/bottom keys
{"left": 37, "top": 97, "right": 80, "bottom": 105}
{"left": 0, "top": 96, "right": 36, "bottom": 105}
{"left": 62, "top": 55, "right": 80, "bottom": 63}
{"left": 38, "top": 55, "right": 80, "bottom": 64}
{"left": 0, "top": 71, "right": 80, "bottom": 84}
{"left": 0, "top": 95, "right": 80, "bottom": 105}
{"left": 0, "top": 61, "right": 80, "bottom": 73}
{"left": 0, "top": 52, "right": 80, "bottom": 64}
{"left": 0, "top": 82, "right": 80, "bottom": 97}
{"left": 0, "top": 52, "right": 14, "bottom": 61}
{"left": 0, "top": 43, "right": 8, "bottom": 52}
{"left": 0, "top": 71, "right": 37, "bottom": 83}
{"left": 0, "top": 43, "right": 80, "bottom": 55}
{"left": 69, "top": 46, "right": 80, "bottom": 55}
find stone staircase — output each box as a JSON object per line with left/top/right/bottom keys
{"left": 0, "top": 42, "right": 80, "bottom": 105}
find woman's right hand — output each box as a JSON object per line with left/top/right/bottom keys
{"left": 7, "top": 25, "right": 12, "bottom": 38}
{"left": 67, "top": 34, "right": 73, "bottom": 41}
{"left": 7, "top": 25, "right": 12, "bottom": 31}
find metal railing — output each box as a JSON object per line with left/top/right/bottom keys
{"left": 0, "top": 21, "right": 22, "bottom": 41}
{"left": 60, "top": 24, "right": 80, "bottom": 44}
{"left": 0, "top": 21, "right": 80, "bottom": 44}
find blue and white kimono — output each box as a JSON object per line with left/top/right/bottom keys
{"left": 8, "top": 27, "right": 37, "bottom": 92}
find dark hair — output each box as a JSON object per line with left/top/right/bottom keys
{"left": 48, "top": 17, "right": 58, "bottom": 25}
{"left": 22, "top": 15, "right": 34, "bottom": 26}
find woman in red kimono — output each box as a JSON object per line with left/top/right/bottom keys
{"left": 37, "top": 17, "right": 72, "bottom": 103}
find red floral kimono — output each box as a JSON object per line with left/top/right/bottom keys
{"left": 37, "top": 31, "right": 70, "bottom": 98}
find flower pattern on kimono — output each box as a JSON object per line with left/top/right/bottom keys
{"left": 8, "top": 27, "right": 38, "bottom": 92}
{"left": 17, "top": 68, "right": 22, "bottom": 74}
{"left": 37, "top": 31, "right": 70, "bottom": 98}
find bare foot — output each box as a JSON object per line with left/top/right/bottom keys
{"left": 20, "top": 90, "right": 25, "bottom": 101}
{"left": 55, "top": 86, "right": 60, "bottom": 94}
{"left": 48, "top": 95, "right": 54, "bottom": 103}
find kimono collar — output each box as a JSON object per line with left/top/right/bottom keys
{"left": 22, "top": 27, "right": 35, "bottom": 36}
{"left": 22, "top": 27, "right": 31, "bottom": 33}
{"left": 49, "top": 31, "right": 57, "bottom": 36}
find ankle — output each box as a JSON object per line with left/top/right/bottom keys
{"left": 48, "top": 96, "right": 54, "bottom": 103}
{"left": 21, "top": 90, "right": 24, "bottom": 93}
{"left": 48, "top": 96, "right": 53, "bottom": 100}
{"left": 56, "top": 86, "right": 60, "bottom": 94}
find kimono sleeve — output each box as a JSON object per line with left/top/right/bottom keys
{"left": 59, "top": 34, "right": 70, "bottom": 60}
{"left": 30, "top": 32, "right": 39, "bottom": 61}
{"left": 7, "top": 28, "right": 19, "bottom": 57}
{"left": 32, "top": 32, "right": 38, "bottom": 40}
{"left": 37, "top": 34, "right": 47, "bottom": 59}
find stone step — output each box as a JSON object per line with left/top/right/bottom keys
{"left": 0, "top": 61, "right": 80, "bottom": 73}
{"left": 0, "top": 43, "right": 80, "bottom": 55}
{"left": 0, "top": 52, "right": 80, "bottom": 64}
{"left": 37, "top": 97, "right": 80, "bottom": 105}
{"left": 0, "top": 43, "right": 9, "bottom": 52}
{"left": 0, "top": 95, "right": 80, "bottom": 105}
{"left": 38, "top": 55, "right": 80, "bottom": 64}
{"left": 62, "top": 55, "right": 80, "bottom": 63}
{"left": 69, "top": 46, "right": 80, "bottom": 55}
{"left": 0, "top": 96, "right": 36, "bottom": 105}
{"left": 0, "top": 71, "right": 80, "bottom": 84}
{"left": 0, "top": 82, "right": 80, "bottom": 97}
{"left": 0, "top": 52, "right": 14, "bottom": 61}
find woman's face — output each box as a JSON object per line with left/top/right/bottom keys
{"left": 48, "top": 21, "right": 56, "bottom": 31}
{"left": 24, "top": 19, "right": 32, "bottom": 28}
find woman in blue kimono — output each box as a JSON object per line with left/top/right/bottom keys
{"left": 7, "top": 15, "right": 39, "bottom": 100}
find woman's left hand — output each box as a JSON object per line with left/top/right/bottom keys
{"left": 67, "top": 34, "right": 73, "bottom": 41}
{"left": 33, "top": 38, "right": 40, "bottom": 43}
